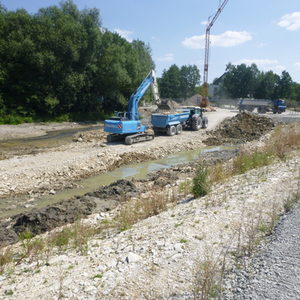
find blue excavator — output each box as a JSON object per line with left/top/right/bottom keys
{"left": 104, "top": 70, "right": 161, "bottom": 145}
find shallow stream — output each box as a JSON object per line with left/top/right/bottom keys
{"left": 0, "top": 146, "right": 227, "bottom": 219}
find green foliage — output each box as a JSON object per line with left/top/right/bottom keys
{"left": 0, "top": 1, "right": 154, "bottom": 123}
{"left": 219, "top": 63, "right": 299, "bottom": 101}
{"left": 159, "top": 64, "right": 200, "bottom": 99}
{"left": 232, "top": 151, "right": 273, "bottom": 174}
{"left": 192, "top": 165, "right": 211, "bottom": 198}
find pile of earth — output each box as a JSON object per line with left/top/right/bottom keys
{"left": 0, "top": 180, "right": 139, "bottom": 247}
{"left": 73, "top": 129, "right": 107, "bottom": 143}
{"left": 204, "top": 112, "right": 275, "bottom": 146}
{"left": 112, "top": 151, "right": 158, "bottom": 168}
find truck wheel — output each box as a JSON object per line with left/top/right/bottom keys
{"left": 176, "top": 124, "right": 182, "bottom": 135}
{"left": 167, "top": 125, "right": 176, "bottom": 136}
{"left": 191, "top": 117, "right": 201, "bottom": 131}
{"left": 201, "top": 117, "right": 208, "bottom": 129}
{"left": 125, "top": 136, "right": 133, "bottom": 145}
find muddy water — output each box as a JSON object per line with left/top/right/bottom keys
{"left": 0, "top": 146, "right": 226, "bottom": 220}
{"left": 0, "top": 125, "right": 102, "bottom": 159}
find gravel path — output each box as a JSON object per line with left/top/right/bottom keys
{"left": 225, "top": 197, "right": 300, "bottom": 300}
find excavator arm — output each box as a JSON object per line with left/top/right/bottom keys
{"left": 128, "top": 70, "right": 160, "bottom": 120}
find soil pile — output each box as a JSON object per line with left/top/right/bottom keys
{"left": 73, "top": 130, "right": 107, "bottom": 143}
{"left": 87, "top": 179, "right": 139, "bottom": 199}
{"left": 0, "top": 180, "right": 138, "bottom": 247}
{"left": 204, "top": 112, "right": 275, "bottom": 145}
{"left": 112, "top": 152, "right": 157, "bottom": 168}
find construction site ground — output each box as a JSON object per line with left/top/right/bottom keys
{"left": 0, "top": 109, "right": 300, "bottom": 299}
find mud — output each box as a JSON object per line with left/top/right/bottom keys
{"left": 204, "top": 112, "right": 275, "bottom": 145}
{"left": 0, "top": 179, "right": 138, "bottom": 247}
{"left": 0, "top": 149, "right": 237, "bottom": 248}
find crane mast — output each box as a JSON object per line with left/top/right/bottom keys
{"left": 202, "top": 0, "right": 229, "bottom": 107}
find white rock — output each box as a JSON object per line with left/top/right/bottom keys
{"left": 125, "top": 252, "right": 142, "bottom": 263}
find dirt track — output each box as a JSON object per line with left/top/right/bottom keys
{"left": 0, "top": 108, "right": 236, "bottom": 199}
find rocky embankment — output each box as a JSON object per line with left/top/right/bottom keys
{"left": 0, "top": 155, "right": 299, "bottom": 299}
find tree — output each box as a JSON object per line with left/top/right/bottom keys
{"left": 276, "top": 71, "right": 293, "bottom": 99}
{"left": 254, "top": 71, "right": 280, "bottom": 99}
{"left": 159, "top": 64, "right": 200, "bottom": 99}
{"left": 179, "top": 65, "right": 200, "bottom": 98}
{"left": 0, "top": 1, "right": 155, "bottom": 122}
{"left": 222, "top": 63, "right": 259, "bottom": 98}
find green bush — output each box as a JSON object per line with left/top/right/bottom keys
{"left": 192, "top": 165, "right": 211, "bottom": 197}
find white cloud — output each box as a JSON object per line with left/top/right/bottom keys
{"left": 182, "top": 31, "right": 252, "bottom": 49}
{"left": 278, "top": 12, "right": 300, "bottom": 31}
{"left": 201, "top": 20, "right": 208, "bottom": 26}
{"left": 257, "top": 42, "right": 267, "bottom": 48}
{"left": 235, "top": 58, "right": 278, "bottom": 66}
{"left": 156, "top": 53, "right": 175, "bottom": 62}
{"left": 234, "top": 59, "right": 285, "bottom": 73}
{"left": 114, "top": 28, "right": 133, "bottom": 42}
{"left": 295, "top": 62, "right": 300, "bottom": 68}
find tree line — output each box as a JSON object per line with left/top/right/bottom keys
{"left": 1, "top": 1, "right": 299, "bottom": 124}
{"left": 215, "top": 63, "right": 300, "bottom": 103}
{"left": 0, "top": 1, "right": 154, "bottom": 123}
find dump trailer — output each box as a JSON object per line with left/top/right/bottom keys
{"left": 151, "top": 107, "right": 208, "bottom": 136}
{"left": 239, "top": 99, "right": 286, "bottom": 114}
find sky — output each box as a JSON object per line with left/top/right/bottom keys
{"left": 2, "top": 0, "right": 300, "bottom": 83}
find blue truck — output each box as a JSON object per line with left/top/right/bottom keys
{"left": 104, "top": 70, "right": 208, "bottom": 145}
{"left": 151, "top": 107, "right": 208, "bottom": 136}
{"left": 239, "top": 99, "right": 286, "bottom": 114}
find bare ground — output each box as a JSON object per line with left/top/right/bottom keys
{"left": 0, "top": 108, "right": 236, "bottom": 199}
{"left": 0, "top": 111, "right": 299, "bottom": 299}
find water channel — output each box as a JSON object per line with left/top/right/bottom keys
{"left": 0, "top": 146, "right": 226, "bottom": 219}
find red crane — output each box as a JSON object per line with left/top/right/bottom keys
{"left": 201, "top": 0, "right": 229, "bottom": 107}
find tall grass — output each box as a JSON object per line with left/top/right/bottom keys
{"left": 116, "top": 191, "right": 176, "bottom": 231}
{"left": 192, "top": 165, "right": 211, "bottom": 198}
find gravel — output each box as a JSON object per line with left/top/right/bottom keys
{"left": 0, "top": 156, "right": 299, "bottom": 299}
{"left": 223, "top": 196, "right": 300, "bottom": 300}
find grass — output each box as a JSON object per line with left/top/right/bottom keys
{"left": 178, "top": 179, "right": 193, "bottom": 197}
{"left": 116, "top": 190, "right": 177, "bottom": 231}
{"left": 193, "top": 251, "right": 227, "bottom": 300}
{"left": 198, "top": 124, "right": 300, "bottom": 196}
{"left": 0, "top": 248, "right": 13, "bottom": 274}
{"left": 192, "top": 165, "right": 211, "bottom": 198}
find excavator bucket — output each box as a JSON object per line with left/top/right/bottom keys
{"left": 156, "top": 99, "right": 174, "bottom": 111}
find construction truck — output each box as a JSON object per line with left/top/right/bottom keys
{"left": 104, "top": 70, "right": 160, "bottom": 145}
{"left": 239, "top": 99, "right": 286, "bottom": 114}
{"left": 105, "top": 70, "right": 208, "bottom": 145}
{"left": 151, "top": 107, "right": 208, "bottom": 135}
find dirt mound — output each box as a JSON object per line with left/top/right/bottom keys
{"left": 112, "top": 152, "right": 157, "bottom": 168}
{"left": 0, "top": 180, "right": 139, "bottom": 247}
{"left": 12, "top": 197, "right": 97, "bottom": 236}
{"left": 204, "top": 112, "right": 275, "bottom": 145}
{"left": 87, "top": 179, "right": 139, "bottom": 200}
{"left": 73, "top": 129, "right": 107, "bottom": 143}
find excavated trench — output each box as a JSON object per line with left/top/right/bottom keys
{"left": 0, "top": 112, "right": 279, "bottom": 248}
